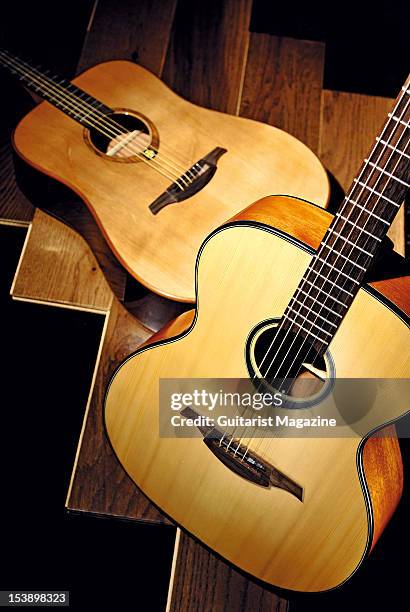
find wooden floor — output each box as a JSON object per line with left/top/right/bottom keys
{"left": 0, "top": 0, "right": 407, "bottom": 610}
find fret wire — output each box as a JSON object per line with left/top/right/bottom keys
{"left": 0, "top": 50, "right": 187, "bottom": 183}
{"left": 326, "top": 230, "right": 375, "bottom": 256}
{"left": 320, "top": 245, "right": 367, "bottom": 270}
{"left": 305, "top": 267, "right": 354, "bottom": 296}
{"left": 376, "top": 137, "right": 410, "bottom": 159}
{"left": 335, "top": 213, "right": 382, "bottom": 241}
{"left": 388, "top": 113, "right": 410, "bottom": 128}
{"left": 353, "top": 180, "right": 402, "bottom": 207}
{"left": 315, "top": 255, "right": 360, "bottom": 284}
{"left": 287, "top": 301, "right": 339, "bottom": 327}
{"left": 287, "top": 89, "right": 409, "bottom": 351}
{"left": 283, "top": 312, "right": 333, "bottom": 337}
{"left": 0, "top": 50, "right": 195, "bottom": 183}
{"left": 282, "top": 317, "right": 330, "bottom": 345}
{"left": 0, "top": 52, "right": 100, "bottom": 122}
{"left": 365, "top": 160, "right": 410, "bottom": 187}
{"left": 259, "top": 84, "right": 410, "bottom": 383}
{"left": 293, "top": 290, "right": 344, "bottom": 318}
{"left": 346, "top": 199, "right": 391, "bottom": 224}
{"left": 302, "top": 279, "right": 349, "bottom": 307}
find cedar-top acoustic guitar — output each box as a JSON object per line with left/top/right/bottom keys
{"left": 0, "top": 49, "right": 329, "bottom": 302}
{"left": 105, "top": 75, "right": 410, "bottom": 591}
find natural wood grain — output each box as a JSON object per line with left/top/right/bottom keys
{"left": 363, "top": 427, "right": 404, "bottom": 549}
{"left": 169, "top": 531, "right": 288, "bottom": 612}
{"left": 77, "top": 0, "right": 177, "bottom": 76}
{"left": 0, "top": 82, "right": 34, "bottom": 224}
{"left": 105, "top": 195, "right": 408, "bottom": 592}
{"left": 240, "top": 35, "right": 325, "bottom": 154}
{"left": 13, "top": 60, "right": 329, "bottom": 302}
{"left": 320, "top": 90, "right": 405, "bottom": 255}
{"left": 162, "top": 0, "right": 252, "bottom": 114}
{"left": 11, "top": 209, "right": 113, "bottom": 311}
{"left": 66, "top": 296, "right": 184, "bottom": 522}
{"left": 9, "top": 0, "right": 179, "bottom": 311}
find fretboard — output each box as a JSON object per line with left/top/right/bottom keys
{"left": 0, "top": 49, "right": 112, "bottom": 129}
{"left": 283, "top": 76, "right": 410, "bottom": 353}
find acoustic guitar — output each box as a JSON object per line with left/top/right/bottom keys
{"left": 0, "top": 49, "right": 329, "bottom": 302}
{"left": 104, "top": 76, "right": 410, "bottom": 591}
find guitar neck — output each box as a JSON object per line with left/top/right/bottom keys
{"left": 283, "top": 75, "right": 410, "bottom": 353}
{"left": 0, "top": 49, "right": 112, "bottom": 128}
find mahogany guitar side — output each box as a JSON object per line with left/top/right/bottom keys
{"left": 104, "top": 196, "right": 408, "bottom": 592}
{"left": 12, "top": 60, "right": 329, "bottom": 303}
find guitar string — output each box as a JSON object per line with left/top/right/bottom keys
{"left": 253, "top": 142, "right": 410, "bottom": 459}
{"left": 259, "top": 86, "right": 409, "bottom": 384}
{"left": 253, "top": 95, "right": 410, "bottom": 458}
{"left": 257, "top": 86, "right": 410, "bottom": 386}
{"left": 232, "top": 89, "right": 410, "bottom": 458}
{"left": 0, "top": 50, "right": 199, "bottom": 185}
{"left": 267, "top": 95, "right": 410, "bottom": 382}
{"left": 0, "top": 51, "right": 200, "bottom": 185}
{"left": 199, "top": 84, "right": 410, "bottom": 459}
{"left": 0, "top": 50, "right": 197, "bottom": 180}
{"left": 0, "top": 51, "right": 187, "bottom": 184}
{"left": 258, "top": 120, "right": 410, "bottom": 459}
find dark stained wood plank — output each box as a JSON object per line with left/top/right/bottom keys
{"left": 169, "top": 531, "right": 288, "bottom": 612}
{"left": 239, "top": 34, "right": 325, "bottom": 153}
{"left": 66, "top": 296, "right": 170, "bottom": 523}
{"left": 0, "top": 136, "right": 33, "bottom": 224}
{"left": 162, "top": 0, "right": 252, "bottom": 113}
{"left": 0, "top": 85, "right": 34, "bottom": 224}
{"left": 320, "top": 90, "right": 404, "bottom": 255}
{"left": 77, "top": 0, "right": 178, "bottom": 75}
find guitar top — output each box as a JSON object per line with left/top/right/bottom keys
{"left": 103, "top": 75, "right": 410, "bottom": 591}
{"left": 1, "top": 50, "right": 329, "bottom": 301}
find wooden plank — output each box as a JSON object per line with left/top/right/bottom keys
{"left": 77, "top": 0, "right": 178, "bottom": 75}
{"left": 168, "top": 531, "right": 288, "bottom": 612}
{"left": 11, "top": 209, "right": 113, "bottom": 311}
{"left": 162, "top": 0, "right": 252, "bottom": 114}
{"left": 240, "top": 34, "right": 325, "bottom": 153}
{"left": 66, "top": 296, "right": 170, "bottom": 522}
{"left": 320, "top": 90, "right": 405, "bottom": 255}
{"left": 10, "top": 0, "right": 179, "bottom": 309}
{"left": 162, "top": 8, "right": 289, "bottom": 611}
{"left": 0, "top": 86, "right": 35, "bottom": 225}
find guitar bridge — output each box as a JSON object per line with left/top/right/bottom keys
{"left": 149, "top": 147, "right": 227, "bottom": 214}
{"left": 181, "top": 407, "right": 303, "bottom": 501}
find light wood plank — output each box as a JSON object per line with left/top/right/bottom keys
{"left": 240, "top": 34, "right": 325, "bottom": 153}
{"left": 11, "top": 209, "right": 113, "bottom": 311}
{"left": 320, "top": 90, "right": 405, "bottom": 255}
{"left": 10, "top": 0, "right": 179, "bottom": 309}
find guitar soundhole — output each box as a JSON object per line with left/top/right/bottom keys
{"left": 85, "top": 109, "right": 159, "bottom": 162}
{"left": 247, "top": 319, "right": 334, "bottom": 407}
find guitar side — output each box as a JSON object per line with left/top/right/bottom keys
{"left": 104, "top": 195, "right": 407, "bottom": 592}
{"left": 12, "top": 60, "right": 329, "bottom": 302}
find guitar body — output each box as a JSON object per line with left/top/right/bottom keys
{"left": 12, "top": 60, "right": 329, "bottom": 302}
{"left": 104, "top": 196, "right": 408, "bottom": 592}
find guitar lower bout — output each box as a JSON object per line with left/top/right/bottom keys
{"left": 104, "top": 195, "right": 407, "bottom": 592}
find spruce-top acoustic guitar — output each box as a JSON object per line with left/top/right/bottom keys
{"left": 0, "top": 49, "right": 329, "bottom": 302}
{"left": 104, "top": 75, "right": 410, "bottom": 591}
